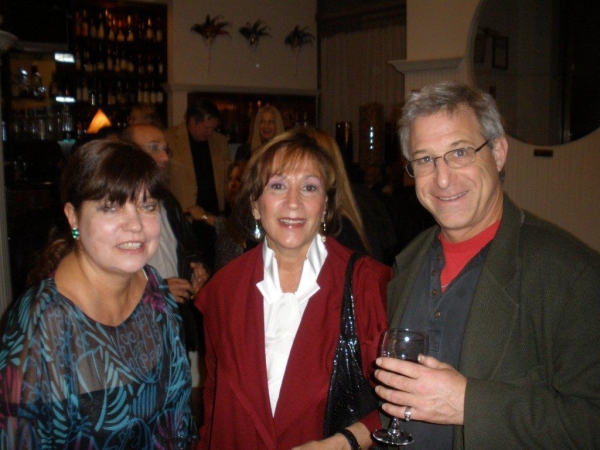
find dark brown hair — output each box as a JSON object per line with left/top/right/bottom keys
{"left": 28, "top": 138, "right": 165, "bottom": 284}
{"left": 233, "top": 127, "right": 341, "bottom": 242}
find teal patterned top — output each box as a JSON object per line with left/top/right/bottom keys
{"left": 0, "top": 266, "right": 197, "bottom": 449}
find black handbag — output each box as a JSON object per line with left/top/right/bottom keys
{"left": 323, "top": 252, "right": 380, "bottom": 437}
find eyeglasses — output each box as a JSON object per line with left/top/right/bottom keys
{"left": 404, "top": 140, "right": 490, "bottom": 178}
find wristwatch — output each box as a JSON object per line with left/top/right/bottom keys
{"left": 339, "top": 429, "right": 361, "bottom": 450}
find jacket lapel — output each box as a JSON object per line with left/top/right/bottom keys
{"left": 458, "top": 196, "right": 523, "bottom": 378}
{"left": 217, "top": 250, "right": 278, "bottom": 448}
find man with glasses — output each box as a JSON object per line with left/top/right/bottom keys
{"left": 374, "top": 81, "right": 600, "bottom": 449}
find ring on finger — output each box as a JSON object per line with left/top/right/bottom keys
{"left": 404, "top": 406, "right": 412, "bottom": 422}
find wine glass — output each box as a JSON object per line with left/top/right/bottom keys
{"left": 372, "top": 328, "right": 429, "bottom": 446}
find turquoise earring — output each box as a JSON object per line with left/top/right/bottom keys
{"left": 71, "top": 227, "right": 80, "bottom": 239}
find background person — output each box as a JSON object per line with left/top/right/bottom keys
{"left": 235, "top": 104, "right": 286, "bottom": 164}
{"left": 166, "top": 98, "right": 232, "bottom": 271}
{"left": 194, "top": 128, "right": 390, "bottom": 449}
{"left": 0, "top": 138, "right": 196, "bottom": 448}
{"left": 308, "top": 128, "right": 370, "bottom": 255}
{"left": 187, "top": 160, "right": 249, "bottom": 272}
{"left": 375, "top": 81, "right": 600, "bottom": 449}
{"left": 121, "top": 124, "right": 209, "bottom": 427}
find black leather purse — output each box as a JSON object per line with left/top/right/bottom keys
{"left": 323, "top": 253, "right": 379, "bottom": 438}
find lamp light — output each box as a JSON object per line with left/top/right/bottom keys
{"left": 87, "top": 109, "right": 112, "bottom": 134}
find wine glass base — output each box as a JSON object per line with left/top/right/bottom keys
{"left": 372, "top": 428, "right": 414, "bottom": 446}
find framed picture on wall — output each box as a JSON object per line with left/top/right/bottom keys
{"left": 492, "top": 36, "right": 508, "bottom": 69}
{"left": 474, "top": 33, "right": 487, "bottom": 64}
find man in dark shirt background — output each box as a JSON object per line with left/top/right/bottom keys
{"left": 166, "top": 98, "right": 231, "bottom": 270}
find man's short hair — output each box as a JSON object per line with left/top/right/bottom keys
{"left": 185, "top": 98, "right": 220, "bottom": 123}
{"left": 398, "top": 81, "right": 505, "bottom": 159}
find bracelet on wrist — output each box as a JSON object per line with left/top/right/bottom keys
{"left": 339, "top": 429, "right": 361, "bottom": 450}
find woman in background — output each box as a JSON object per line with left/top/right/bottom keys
{"left": 195, "top": 128, "right": 389, "bottom": 449}
{"left": 308, "top": 128, "right": 370, "bottom": 255}
{"left": 188, "top": 160, "right": 249, "bottom": 271}
{"left": 0, "top": 138, "right": 196, "bottom": 449}
{"left": 236, "top": 105, "right": 286, "bottom": 163}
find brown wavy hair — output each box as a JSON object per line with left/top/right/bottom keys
{"left": 233, "top": 127, "right": 340, "bottom": 243}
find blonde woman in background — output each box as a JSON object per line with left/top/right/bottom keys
{"left": 235, "top": 105, "right": 286, "bottom": 164}
{"left": 307, "top": 128, "right": 372, "bottom": 256}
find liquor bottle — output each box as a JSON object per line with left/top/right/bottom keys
{"left": 81, "top": 10, "right": 89, "bottom": 38}
{"left": 107, "top": 82, "right": 116, "bottom": 106}
{"left": 117, "top": 19, "right": 125, "bottom": 42}
{"left": 116, "top": 81, "right": 126, "bottom": 106}
{"left": 137, "top": 81, "right": 143, "bottom": 104}
{"left": 126, "top": 15, "right": 135, "bottom": 42}
{"left": 97, "top": 12, "right": 105, "bottom": 40}
{"left": 74, "top": 11, "right": 82, "bottom": 37}
{"left": 96, "top": 79, "right": 104, "bottom": 106}
{"left": 76, "top": 77, "right": 83, "bottom": 102}
{"left": 89, "top": 14, "right": 97, "bottom": 39}
{"left": 142, "top": 81, "right": 150, "bottom": 104}
{"left": 30, "top": 64, "right": 45, "bottom": 99}
{"left": 120, "top": 48, "right": 128, "bottom": 72}
{"left": 96, "top": 43, "right": 106, "bottom": 71}
{"left": 149, "top": 80, "right": 157, "bottom": 104}
{"left": 75, "top": 47, "right": 82, "bottom": 71}
{"left": 83, "top": 48, "right": 93, "bottom": 73}
{"left": 156, "top": 54, "right": 164, "bottom": 78}
{"left": 107, "top": 16, "right": 116, "bottom": 41}
{"left": 146, "top": 17, "right": 154, "bottom": 41}
{"left": 138, "top": 54, "right": 145, "bottom": 75}
{"left": 81, "top": 78, "right": 89, "bottom": 103}
{"left": 114, "top": 49, "right": 121, "bottom": 74}
{"left": 146, "top": 53, "right": 154, "bottom": 74}
{"left": 106, "top": 44, "right": 114, "bottom": 71}
{"left": 156, "top": 17, "right": 164, "bottom": 42}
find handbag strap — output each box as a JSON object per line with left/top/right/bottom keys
{"left": 340, "top": 252, "right": 363, "bottom": 341}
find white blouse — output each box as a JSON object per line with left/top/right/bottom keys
{"left": 256, "top": 235, "right": 328, "bottom": 416}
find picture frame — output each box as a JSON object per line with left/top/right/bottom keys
{"left": 492, "top": 36, "right": 508, "bottom": 70}
{"left": 474, "top": 33, "right": 487, "bottom": 64}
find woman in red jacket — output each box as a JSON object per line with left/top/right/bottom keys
{"left": 195, "top": 128, "right": 390, "bottom": 449}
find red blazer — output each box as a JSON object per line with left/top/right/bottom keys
{"left": 195, "top": 239, "right": 390, "bottom": 449}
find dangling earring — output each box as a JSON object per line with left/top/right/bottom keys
{"left": 253, "top": 220, "right": 262, "bottom": 240}
{"left": 321, "top": 220, "right": 327, "bottom": 242}
{"left": 71, "top": 227, "right": 80, "bottom": 240}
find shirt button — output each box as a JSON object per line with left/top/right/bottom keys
{"left": 432, "top": 289, "right": 438, "bottom": 296}
{"left": 435, "top": 310, "right": 441, "bottom": 318}
{"left": 436, "top": 254, "right": 443, "bottom": 261}
{"left": 431, "top": 270, "right": 437, "bottom": 276}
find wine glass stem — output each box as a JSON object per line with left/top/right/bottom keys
{"left": 388, "top": 417, "right": 402, "bottom": 437}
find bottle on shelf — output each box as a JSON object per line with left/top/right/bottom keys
{"left": 127, "top": 15, "right": 135, "bottom": 42}
{"left": 97, "top": 12, "right": 106, "bottom": 40}
{"left": 156, "top": 17, "right": 164, "bottom": 42}
{"left": 146, "top": 17, "right": 154, "bottom": 41}
{"left": 30, "top": 64, "right": 45, "bottom": 99}
{"left": 117, "top": 19, "right": 125, "bottom": 42}
{"left": 81, "top": 10, "right": 89, "bottom": 38}
{"left": 107, "top": 16, "right": 116, "bottom": 41}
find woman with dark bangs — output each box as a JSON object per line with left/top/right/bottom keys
{"left": 0, "top": 138, "right": 197, "bottom": 449}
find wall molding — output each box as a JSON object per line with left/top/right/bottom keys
{"left": 388, "top": 56, "right": 464, "bottom": 74}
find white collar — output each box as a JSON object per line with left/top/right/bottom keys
{"left": 257, "top": 235, "right": 327, "bottom": 303}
